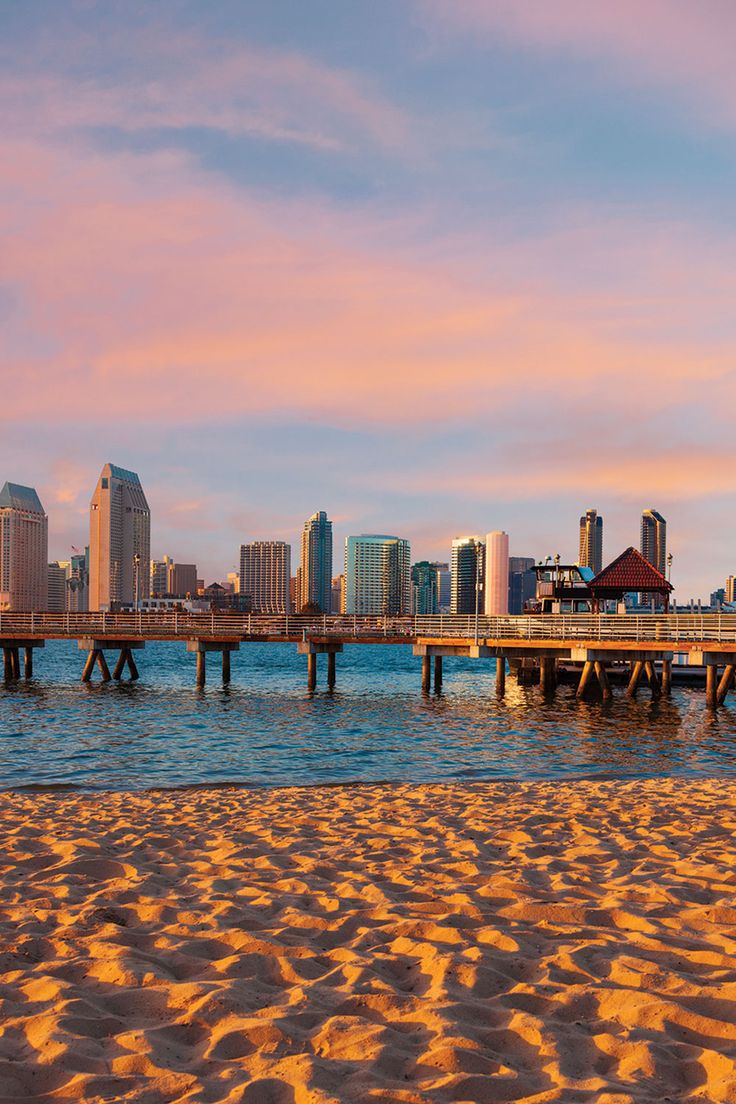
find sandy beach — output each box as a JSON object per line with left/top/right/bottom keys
{"left": 1, "top": 780, "right": 735, "bottom": 1103}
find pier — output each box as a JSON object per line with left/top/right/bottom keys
{"left": 0, "top": 612, "right": 735, "bottom": 707}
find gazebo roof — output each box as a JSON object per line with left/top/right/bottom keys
{"left": 590, "top": 546, "right": 673, "bottom": 595}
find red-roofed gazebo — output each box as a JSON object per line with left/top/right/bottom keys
{"left": 590, "top": 546, "right": 673, "bottom": 610}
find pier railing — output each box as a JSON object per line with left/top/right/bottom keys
{"left": 0, "top": 612, "right": 735, "bottom": 645}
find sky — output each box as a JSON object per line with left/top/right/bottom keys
{"left": 1, "top": 0, "right": 734, "bottom": 598}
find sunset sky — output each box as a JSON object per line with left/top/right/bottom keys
{"left": 2, "top": 1, "right": 734, "bottom": 597}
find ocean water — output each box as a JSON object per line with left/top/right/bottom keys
{"left": 0, "top": 640, "right": 734, "bottom": 790}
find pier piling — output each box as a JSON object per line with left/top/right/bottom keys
{"left": 594, "top": 661, "right": 612, "bottom": 701}
{"left": 307, "top": 653, "right": 317, "bottom": 691}
{"left": 706, "top": 664, "right": 718, "bottom": 709}
{"left": 222, "top": 649, "right": 231, "bottom": 685}
{"left": 95, "top": 651, "right": 111, "bottom": 682}
{"left": 644, "top": 661, "right": 661, "bottom": 699}
{"left": 661, "top": 659, "right": 672, "bottom": 696}
{"left": 23, "top": 647, "right": 33, "bottom": 679}
{"left": 112, "top": 651, "right": 127, "bottom": 680}
{"left": 717, "top": 665, "right": 735, "bottom": 707}
{"left": 576, "top": 661, "right": 595, "bottom": 699}
{"left": 627, "top": 660, "right": 644, "bottom": 698}
{"left": 421, "top": 655, "right": 431, "bottom": 693}
{"left": 196, "top": 651, "right": 206, "bottom": 688}
{"left": 496, "top": 657, "right": 506, "bottom": 698}
{"left": 433, "top": 655, "right": 442, "bottom": 693}
{"left": 327, "top": 650, "right": 336, "bottom": 689}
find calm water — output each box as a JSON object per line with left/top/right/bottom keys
{"left": 0, "top": 641, "right": 734, "bottom": 790}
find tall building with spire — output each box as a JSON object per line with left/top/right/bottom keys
{"left": 640, "top": 508, "right": 667, "bottom": 576}
{"left": 89, "top": 464, "right": 150, "bottom": 611}
{"left": 0, "top": 482, "right": 48, "bottom": 611}
{"left": 579, "top": 508, "right": 603, "bottom": 575}
{"left": 296, "top": 511, "right": 332, "bottom": 613}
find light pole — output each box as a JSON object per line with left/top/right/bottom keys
{"left": 667, "top": 552, "right": 673, "bottom": 614}
{"left": 134, "top": 553, "right": 140, "bottom": 611}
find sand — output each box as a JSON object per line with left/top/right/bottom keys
{"left": 1, "top": 780, "right": 736, "bottom": 1103}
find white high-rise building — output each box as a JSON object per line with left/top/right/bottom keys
{"left": 89, "top": 464, "right": 150, "bottom": 611}
{"left": 239, "top": 541, "right": 291, "bottom": 613}
{"left": 0, "top": 483, "right": 48, "bottom": 611}
{"left": 344, "top": 535, "right": 411, "bottom": 615}
{"left": 484, "top": 531, "right": 509, "bottom": 616}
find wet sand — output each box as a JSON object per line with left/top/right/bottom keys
{"left": 1, "top": 780, "right": 735, "bottom": 1103}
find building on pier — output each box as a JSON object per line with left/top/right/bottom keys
{"left": 89, "top": 464, "right": 150, "bottom": 611}
{"left": 296, "top": 511, "right": 333, "bottom": 613}
{"left": 344, "top": 535, "right": 411, "bottom": 615}
{"left": 0, "top": 482, "right": 48, "bottom": 612}
{"left": 239, "top": 541, "right": 291, "bottom": 613}
{"left": 590, "top": 546, "right": 673, "bottom": 612}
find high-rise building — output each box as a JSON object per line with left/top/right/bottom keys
{"left": 640, "top": 509, "right": 667, "bottom": 576}
{"left": 411, "top": 561, "right": 439, "bottom": 615}
{"left": 47, "top": 562, "right": 69, "bottom": 612}
{"left": 89, "top": 464, "right": 151, "bottom": 610}
{"left": 150, "top": 558, "right": 169, "bottom": 597}
{"left": 0, "top": 483, "right": 48, "bottom": 611}
{"left": 726, "top": 576, "right": 735, "bottom": 604}
{"left": 579, "top": 508, "right": 603, "bottom": 575}
{"left": 239, "top": 541, "right": 291, "bottom": 613}
{"left": 331, "top": 575, "right": 345, "bottom": 614}
{"left": 344, "top": 535, "right": 411, "bottom": 615}
{"left": 508, "top": 556, "right": 536, "bottom": 615}
{"left": 297, "top": 511, "right": 332, "bottom": 613}
{"left": 430, "top": 561, "right": 451, "bottom": 612}
{"left": 485, "top": 531, "right": 509, "bottom": 616}
{"left": 450, "top": 537, "right": 484, "bottom": 615}
{"left": 67, "top": 548, "right": 89, "bottom": 611}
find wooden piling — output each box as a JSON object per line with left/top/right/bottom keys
{"left": 222, "top": 649, "right": 231, "bottom": 685}
{"left": 716, "top": 665, "right": 735, "bottom": 707}
{"left": 112, "top": 650, "right": 127, "bottom": 680}
{"left": 433, "top": 655, "right": 442, "bottom": 693}
{"left": 576, "top": 661, "right": 595, "bottom": 699}
{"left": 421, "top": 655, "right": 431, "bottom": 693}
{"left": 661, "top": 659, "right": 672, "bottom": 697}
{"left": 307, "top": 652, "right": 317, "bottom": 691}
{"left": 3, "top": 649, "right": 12, "bottom": 681}
{"left": 9, "top": 648, "right": 20, "bottom": 679}
{"left": 196, "top": 650, "right": 206, "bottom": 689}
{"left": 594, "top": 661, "right": 612, "bottom": 701}
{"left": 81, "top": 650, "right": 96, "bottom": 682}
{"left": 96, "top": 651, "right": 111, "bottom": 682}
{"left": 23, "top": 647, "right": 33, "bottom": 679}
{"left": 644, "top": 661, "right": 661, "bottom": 700}
{"left": 706, "top": 664, "right": 718, "bottom": 709}
{"left": 327, "top": 651, "right": 336, "bottom": 689}
{"left": 540, "top": 657, "right": 555, "bottom": 694}
{"left": 496, "top": 656, "right": 506, "bottom": 698}
{"left": 126, "top": 650, "right": 139, "bottom": 681}
{"left": 627, "top": 660, "right": 644, "bottom": 698}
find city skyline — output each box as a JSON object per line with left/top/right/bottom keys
{"left": 2, "top": 3, "right": 735, "bottom": 600}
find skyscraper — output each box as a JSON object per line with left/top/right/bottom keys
{"left": 0, "top": 482, "right": 48, "bottom": 611}
{"left": 239, "top": 541, "right": 291, "bottom": 613}
{"left": 411, "top": 561, "right": 439, "bottom": 615}
{"left": 726, "top": 576, "right": 735, "bottom": 604}
{"left": 508, "top": 555, "right": 536, "bottom": 615}
{"left": 484, "top": 531, "right": 509, "bottom": 615}
{"left": 296, "top": 511, "right": 332, "bottom": 613}
{"left": 450, "top": 537, "right": 484, "bottom": 615}
{"left": 430, "top": 562, "right": 451, "bottom": 612}
{"left": 89, "top": 464, "right": 150, "bottom": 610}
{"left": 344, "top": 535, "right": 411, "bottom": 615}
{"left": 579, "top": 508, "right": 603, "bottom": 575}
{"left": 47, "top": 562, "right": 69, "bottom": 611}
{"left": 640, "top": 509, "right": 667, "bottom": 576}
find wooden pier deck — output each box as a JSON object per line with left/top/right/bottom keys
{"left": 0, "top": 612, "right": 735, "bottom": 706}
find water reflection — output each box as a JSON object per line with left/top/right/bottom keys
{"left": 0, "top": 640, "right": 734, "bottom": 790}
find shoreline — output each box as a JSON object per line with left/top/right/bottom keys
{"left": 2, "top": 779, "right": 735, "bottom": 1102}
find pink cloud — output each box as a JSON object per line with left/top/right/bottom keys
{"left": 422, "top": 1, "right": 736, "bottom": 125}
{"left": 2, "top": 137, "right": 735, "bottom": 434}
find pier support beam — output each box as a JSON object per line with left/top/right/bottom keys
{"left": 576, "top": 661, "right": 595, "bottom": 699}
{"left": 186, "top": 639, "right": 239, "bottom": 688}
{"left": 540, "top": 657, "right": 556, "bottom": 695}
{"left": 2, "top": 649, "right": 12, "bottom": 681}
{"left": 0, "top": 641, "right": 42, "bottom": 680}
{"left": 433, "top": 655, "right": 443, "bottom": 693}
{"left": 661, "top": 659, "right": 672, "bottom": 697}
{"left": 79, "top": 639, "right": 144, "bottom": 683}
{"left": 594, "top": 661, "right": 612, "bottom": 702}
{"left": 627, "top": 660, "right": 644, "bottom": 698}
{"left": 644, "top": 661, "right": 661, "bottom": 700}
{"left": 496, "top": 657, "right": 506, "bottom": 698}
{"left": 717, "top": 665, "right": 735, "bottom": 707}
{"left": 23, "top": 648, "right": 33, "bottom": 679}
{"left": 421, "top": 655, "right": 431, "bottom": 693}
{"left": 706, "top": 664, "right": 718, "bottom": 709}
{"left": 297, "top": 641, "right": 342, "bottom": 691}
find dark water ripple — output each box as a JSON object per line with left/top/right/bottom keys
{"left": 0, "top": 641, "right": 735, "bottom": 790}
